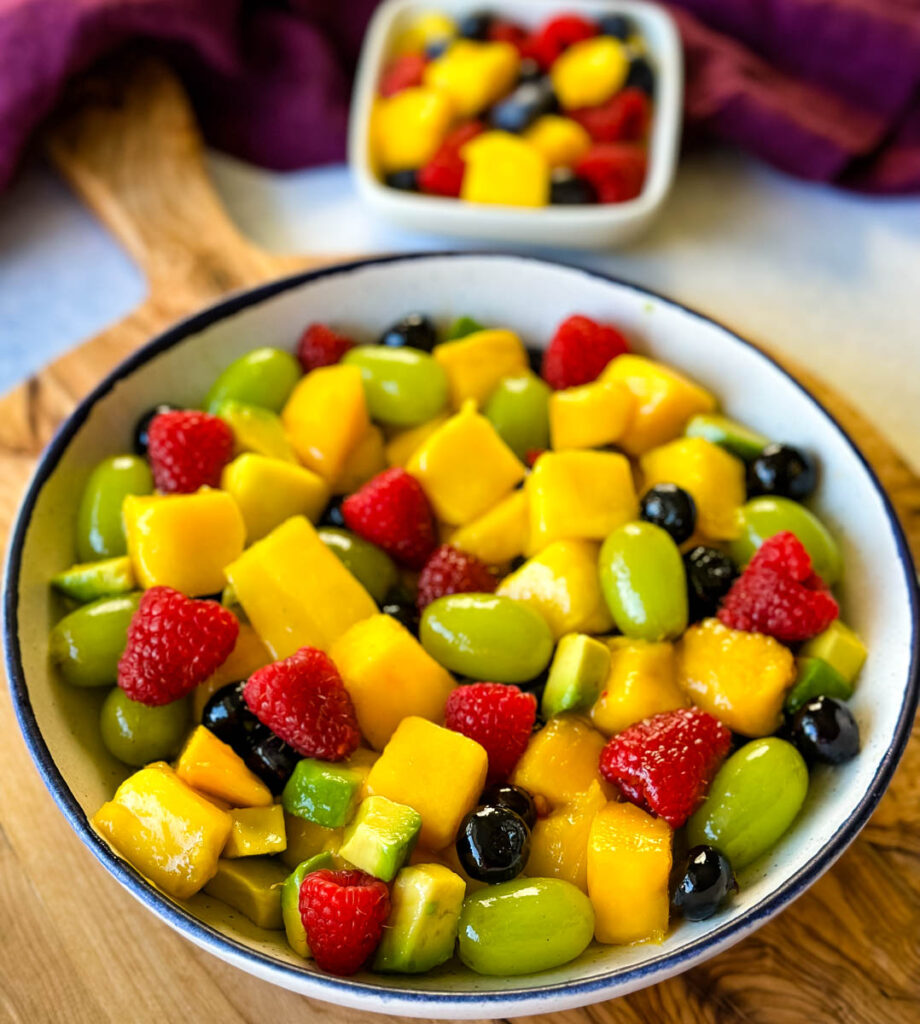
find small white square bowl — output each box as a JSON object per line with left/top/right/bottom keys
{"left": 349, "top": 0, "right": 683, "bottom": 248}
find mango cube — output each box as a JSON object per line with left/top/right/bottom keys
{"left": 177, "top": 725, "right": 273, "bottom": 807}
{"left": 527, "top": 780, "right": 607, "bottom": 891}
{"left": 281, "top": 364, "right": 369, "bottom": 483}
{"left": 392, "top": 11, "right": 456, "bottom": 56}
{"left": 497, "top": 540, "right": 613, "bottom": 638}
{"left": 423, "top": 40, "right": 519, "bottom": 117}
{"left": 590, "top": 638, "right": 687, "bottom": 736}
{"left": 549, "top": 379, "right": 635, "bottom": 451}
{"left": 450, "top": 489, "right": 528, "bottom": 565}
{"left": 365, "top": 717, "right": 488, "bottom": 850}
{"left": 551, "top": 37, "right": 629, "bottom": 109}
{"left": 461, "top": 131, "right": 550, "bottom": 207}
{"left": 407, "top": 402, "right": 525, "bottom": 525}
{"left": 385, "top": 415, "right": 449, "bottom": 468}
{"left": 192, "top": 623, "right": 272, "bottom": 721}
{"left": 214, "top": 400, "right": 297, "bottom": 463}
{"left": 221, "top": 453, "right": 329, "bottom": 542}
{"left": 204, "top": 856, "right": 288, "bottom": 929}
{"left": 587, "top": 802, "right": 672, "bottom": 944}
{"left": 225, "top": 515, "right": 377, "bottom": 658}
{"left": 433, "top": 329, "right": 528, "bottom": 409}
{"left": 527, "top": 450, "right": 637, "bottom": 552}
{"left": 123, "top": 490, "right": 245, "bottom": 596}
{"left": 91, "top": 762, "right": 232, "bottom": 900}
{"left": 333, "top": 425, "right": 386, "bottom": 495}
{"left": 223, "top": 804, "right": 287, "bottom": 858}
{"left": 524, "top": 114, "right": 591, "bottom": 168}
{"left": 371, "top": 87, "right": 454, "bottom": 172}
{"left": 511, "top": 715, "right": 609, "bottom": 808}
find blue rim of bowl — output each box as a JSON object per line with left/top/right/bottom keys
{"left": 5, "top": 251, "right": 919, "bottom": 1012}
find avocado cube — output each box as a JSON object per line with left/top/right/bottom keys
{"left": 203, "top": 856, "right": 289, "bottom": 930}
{"left": 51, "top": 556, "right": 136, "bottom": 603}
{"left": 374, "top": 864, "right": 465, "bottom": 973}
{"left": 281, "top": 851, "right": 335, "bottom": 957}
{"left": 281, "top": 814, "right": 342, "bottom": 870}
{"left": 339, "top": 795, "right": 421, "bottom": 882}
{"left": 282, "top": 758, "right": 364, "bottom": 828}
{"left": 784, "top": 657, "right": 853, "bottom": 715}
{"left": 684, "top": 413, "right": 769, "bottom": 460}
{"left": 542, "top": 633, "right": 612, "bottom": 718}
{"left": 799, "top": 621, "right": 867, "bottom": 684}
{"left": 214, "top": 399, "right": 298, "bottom": 463}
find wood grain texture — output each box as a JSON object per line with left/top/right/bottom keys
{"left": 0, "top": 56, "right": 917, "bottom": 1024}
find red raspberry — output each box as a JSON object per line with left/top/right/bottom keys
{"left": 524, "top": 448, "right": 545, "bottom": 468}
{"left": 570, "top": 88, "right": 651, "bottom": 143}
{"left": 147, "top": 410, "right": 233, "bottom": 494}
{"left": 417, "top": 545, "right": 496, "bottom": 612}
{"left": 445, "top": 683, "right": 537, "bottom": 783}
{"left": 342, "top": 468, "right": 437, "bottom": 570}
{"left": 417, "top": 121, "right": 484, "bottom": 198}
{"left": 575, "top": 143, "right": 647, "bottom": 203}
{"left": 718, "top": 531, "right": 839, "bottom": 643}
{"left": 541, "top": 314, "right": 630, "bottom": 390}
{"left": 599, "top": 708, "right": 732, "bottom": 828}
{"left": 297, "top": 323, "right": 355, "bottom": 373}
{"left": 529, "top": 14, "right": 598, "bottom": 68}
{"left": 378, "top": 53, "right": 427, "bottom": 98}
{"left": 244, "top": 647, "right": 360, "bottom": 761}
{"left": 299, "top": 869, "right": 390, "bottom": 975}
{"left": 118, "top": 587, "right": 238, "bottom": 706}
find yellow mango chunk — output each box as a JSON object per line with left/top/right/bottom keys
{"left": 176, "top": 726, "right": 273, "bottom": 807}
{"left": 497, "top": 540, "right": 613, "bottom": 639}
{"left": 281, "top": 364, "right": 369, "bottom": 483}
{"left": 677, "top": 618, "right": 796, "bottom": 736}
{"left": 281, "top": 813, "right": 343, "bottom": 870}
{"left": 590, "top": 639, "right": 688, "bottom": 737}
{"left": 552, "top": 37, "right": 630, "bottom": 109}
{"left": 511, "top": 715, "right": 609, "bottom": 809}
{"left": 524, "top": 114, "right": 591, "bottom": 168}
{"left": 330, "top": 615, "right": 456, "bottom": 751}
{"left": 587, "top": 802, "right": 672, "bottom": 944}
{"left": 549, "top": 379, "right": 635, "bottom": 450}
{"left": 225, "top": 516, "right": 377, "bottom": 658}
{"left": 123, "top": 490, "right": 245, "bottom": 597}
{"left": 192, "top": 623, "right": 273, "bottom": 720}
{"left": 223, "top": 804, "right": 287, "bottom": 858}
{"left": 91, "top": 762, "right": 232, "bottom": 900}
{"left": 365, "top": 717, "right": 488, "bottom": 850}
{"left": 451, "top": 489, "right": 528, "bottom": 565}
{"left": 333, "top": 426, "right": 386, "bottom": 494}
{"left": 424, "top": 40, "right": 519, "bottom": 118}
{"left": 408, "top": 402, "right": 525, "bottom": 525}
{"left": 392, "top": 12, "right": 456, "bottom": 56}
{"left": 432, "top": 329, "right": 528, "bottom": 409}
{"left": 641, "top": 438, "right": 745, "bottom": 541}
{"left": 221, "top": 453, "right": 329, "bottom": 543}
{"left": 371, "top": 87, "right": 454, "bottom": 172}
{"left": 602, "top": 355, "right": 716, "bottom": 455}
{"left": 461, "top": 131, "right": 550, "bottom": 207}
{"left": 527, "top": 780, "right": 608, "bottom": 892}
{"left": 385, "top": 416, "right": 450, "bottom": 468}
{"left": 527, "top": 450, "right": 637, "bottom": 552}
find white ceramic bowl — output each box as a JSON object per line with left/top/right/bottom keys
{"left": 349, "top": 0, "right": 682, "bottom": 248}
{"left": 5, "top": 254, "right": 918, "bottom": 1018}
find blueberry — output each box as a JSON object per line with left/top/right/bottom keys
{"left": 379, "top": 313, "right": 438, "bottom": 351}
{"left": 458, "top": 11, "right": 492, "bottom": 39}
{"left": 525, "top": 346, "right": 543, "bottom": 376}
{"left": 517, "top": 57, "right": 543, "bottom": 83}
{"left": 133, "top": 403, "right": 180, "bottom": 455}
{"left": 789, "top": 696, "right": 860, "bottom": 764}
{"left": 597, "top": 14, "right": 633, "bottom": 40}
{"left": 626, "top": 55, "right": 655, "bottom": 96}
{"left": 456, "top": 805, "right": 531, "bottom": 883}
{"left": 201, "top": 682, "right": 261, "bottom": 752}
{"left": 640, "top": 484, "right": 697, "bottom": 544}
{"left": 382, "top": 584, "right": 420, "bottom": 635}
{"left": 671, "top": 845, "right": 736, "bottom": 921}
{"left": 479, "top": 783, "right": 537, "bottom": 830}
{"left": 319, "top": 496, "right": 347, "bottom": 528}
{"left": 489, "top": 79, "right": 557, "bottom": 133}
{"left": 550, "top": 170, "right": 598, "bottom": 205}
{"left": 746, "top": 443, "right": 817, "bottom": 501}
{"left": 384, "top": 169, "right": 419, "bottom": 192}
{"left": 684, "top": 545, "right": 737, "bottom": 621}
{"left": 244, "top": 727, "right": 300, "bottom": 794}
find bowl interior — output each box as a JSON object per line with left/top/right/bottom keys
{"left": 6, "top": 254, "right": 917, "bottom": 1017}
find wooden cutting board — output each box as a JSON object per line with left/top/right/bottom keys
{"left": 1, "top": 56, "right": 918, "bottom": 1024}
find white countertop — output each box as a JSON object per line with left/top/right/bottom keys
{"left": 1, "top": 148, "right": 918, "bottom": 471}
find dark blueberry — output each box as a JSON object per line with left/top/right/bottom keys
{"left": 489, "top": 79, "right": 557, "bottom": 133}
{"left": 244, "top": 727, "right": 300, "bottom": 794}
{"left": 379, "top": 313, "right": 438, "bottom": 351}
{"left": 597, "top": 14, "right": 633, "bottom": 40}
{"left": 550, "top": 169, "right": 598, "bottom": 205}
{"left": 531, "top": 712, "right": 546, "bottom": 734}
{"left": 746, "top": 443, "right": 817, "bottom": 501}
{"left": 684, "top": 546, "right": 737, "bottom": 621}
{"left": 519, "top": 667, "right": 548, "bottom": 708}
{"left": 458, "top": 11, "right": 492, "bottom": 39}
{"left": 319, "top": 496, "right": 347, "bottom": 528}
{"left": 525, "top": 346, "right": 543, "bottom": 375}
{"left": 789, "top": 696, "right": 860, "bottom": 764}
{"left": 456, "top": 805, "right": 531, "bottom": 883}
{"left": 201, "top": 682, "right": 261, "bottom": 753}
{"left": 479, "top": 782, "right": 537, "bottom": 830}
{"left": 133, "top": 403, "right": 180, "bottom": 455}
{"left": 671, "top": 845, "right": 737, "bottom": 921}
{"left": 425, "top": 37, "right": 451, "bottom": 59}
{"left": 509, "top": 554, "right": 528, "bottom": 572}
{"left": 384, "top": 169, "right": 419, "bottom": 192}
{"left": 626, "top": 55, "right": 655, "bottom": 96}
{"left": 517, "top": 57, "right": 543, "bottom": 83}
{"left": 640, "top": 484, "right": 697, "bottom": 545}
{"left": 382, "top": 584, "right": 420, "bottom": 634}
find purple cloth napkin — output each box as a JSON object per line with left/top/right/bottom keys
{"left": 1, "top": 0, "right": 919, "bottom": 193}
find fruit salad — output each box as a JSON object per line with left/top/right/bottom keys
{"left": 49, "top": 310, "right": 866, "bottom": 979}
{"left": 370, "top": 9, "right": 653, "bottom": 206}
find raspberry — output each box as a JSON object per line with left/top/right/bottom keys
{"left": 244, "top": 647, "right": 360, "bottom": 761}
{"left": 541, "top": 314, "right": 630, "bottom": 390}
{"left": 529, "top": 14, "right": 598, "bottom": 68}
{"left": 570, "top": 88, "right": 651, "bottom": 143}
{"left": 599, "top": 708, "right": 731, "bottom": 828}
{"left": 118, "top": 587, "right": 238, "bottom": 706}
{"left": 146, "top": 410, "right": 234, "bottom": 494}
{"left": 378, "top": 53, "right": 427, "bottom": 98}
{"left": 296, "top": 323, "right": 355, "bottom": 373}
{"left": 417, "top": 545, "right": 496, "bottom": 612}
{"left": 299, "top": 869, "right": 390, "bottom": 975}
{"left": 417, "top": 121, "right": 484, "bottom": 198}
{"left": 445, "top": 683, "right": 537, "bottom": 783}
{"left": 575, "top": 144, "right": 647, "bottom": 203}
{"left": 718, "top": 531, "right": 839, "bottom": 643}
{"left": 524, "top": 448, "right": 545, "bottom": 468}
{"left": 342, "top": 468, "right": 437, "bottom": 570}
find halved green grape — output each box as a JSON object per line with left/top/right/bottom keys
{"left": 100, "top": 688, "right": 189, "bottom": 766}
{"left": 49, "top": 592, "right": 142, "bottom": 687}
{"left": 343, "top": 346, "right": 449, "bottom": 427}
{"left": 76, "top": 455, "right": 153, "bottom": 561}
{"left": 204, "top": 347, "right": 300, "bottom": 414}
{"left": 684, "top": 413, "right": 769, "bottom": 460}
{"left": 444, "top": 316, "right": 484, "bottom": 341}
{"left": 484, "top": 373, "right": 551, "bottom": 460}
{"left": 318, "top": 528, "right": 398, "bottom": 604}
{"left": 51, "top": 555, "right": 136, "bottom": 603}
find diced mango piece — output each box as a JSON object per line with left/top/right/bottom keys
{"left": 432, "top": 329, "right": 528, "bottom": 409}
{"left": 527, "top": 450, "right": 637, "bottom": 552}
{"left": 461, "top": 131, "right": 550, "bottom": 207}
{"left": 371, "top": 87, "right": 454, "bottom": 172}
{"left": 385, "top": 416, "right": 450, "bottom": 468}
{"left": 497, "top": 540, "right": 613, "bottom": 638}
{"left": 214, "top": 400, "right": 298, "bottom": 463}
{"left": 91, "top": 762, "right": 232, "bottom": 900}
{"left": 123, "top": 490, "right": 245, "bottom": 597}
{"left": 424, "top": 40, "right": 519, "bottom": 118}
{"left": 225, "top": 516, "right": 377, "bottom": 658}
{"left": 451, "top": 489, "right": 528, "bottom": 565}
{"left": 333, "top": 426, "right": 386, "bottom": 495}
{"left": 549, "top": 380, "right": 634, "bottom": 451}
{"left": 192, "top": 623, "right": 273, "bottom": 721}
{"left": 204, "top": 856, "right": 288, "bottom": 929}
{"left": 590, "top": 639, "right": 688, "bottom": 736}
{"left": 587, "top": 802, "right": 672, "bottom": 944}
{"left": 511, "top": 715, "right": 609, "bottom": 808}
{"left": 527, "top": 780, "right": 608, "bottom": 892}
{"left": 221, "top": 453, "right": 329, "bottom": 543}
{"left": 365, "top": 717, "right": 488, "bottom": 850}
{"left": 640, "top": 437, "right": 745, "bottom": 541}
{"left": 330, "top": 615, "right": 456, "bottom": 750}
{"left": 392, "top": 11, "right": 456, "bottom": 56}
{"left": 602, "top": 355, "right": 716, "bottom": 455}
{"left": 176, "top": 726, "right": 273, "bottom": 807}
{"left": 281, "top": 364, "right": 369, "bottom": 483}
{"left": 677, "top": 618, "right": 796, "bottom": 737}
{"left": 524, "top": 115, "right": 591, "bottom": 168}
{"left": 281, "top": 814, "right": 343, "bottom": 870}
{"left": 551, "top": 37, "right": 629, "bottom": 110}
{"left": 408, "top": 402, "right": 525, "bottom": 525}
{"left": 223, "top": 804, "right": 287, "bottom": 858}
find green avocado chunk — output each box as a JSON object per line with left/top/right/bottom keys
{"left": 799, "top": 620, "right": 867, "bottom": 684}
{"left": 52, "top": 556, "right": 136, "bottom": 603}
{"left": 281, "top": 851, "right": 335, "bottom": 958}
{"left": 282, "top": 758, "right": 365, "bottom": 829}
{"left": 213, "top": 399, "right": 297, "bottom": 462}
{"left": 541, "top": 633, "right": 611, "bottom": 718}
{"left": 684, "top": 413, "right": 769, "bottom": 460}
{"left": 785, "top": 657, "right": 853, "bottom": 714}
{"left": 338, "top": 795, "right": 421, "bottom": 882}
{"left": 204, "top": 856, "right": 289, "bottom": 930}
{"left": 444, "top": 316, "right": 484, "bottom": 341}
